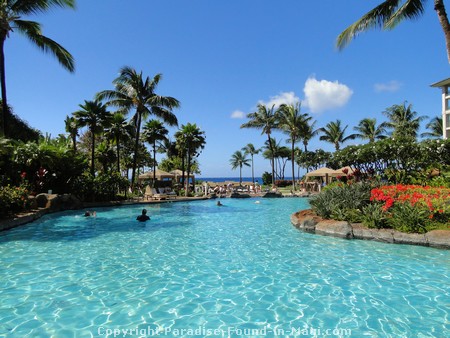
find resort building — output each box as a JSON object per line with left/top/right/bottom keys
{"left": 431, "top": 77, "right": 450, "bottom": 139}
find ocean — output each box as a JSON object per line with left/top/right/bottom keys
{"left": 197, "top": 177, "right": 262, "bottom": 183}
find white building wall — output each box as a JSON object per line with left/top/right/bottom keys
{"left": 443, "top": 86, "right": 450, "bottom": 139}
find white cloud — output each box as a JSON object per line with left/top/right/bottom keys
{"left": 303, "top": 77, "right": 353, "bottom": 113}
{"left": 258, "top": 91, "right": 300, "bottom": 109}
{"left": 230, "top": 110, "right": 245, "bottom": 119}
{"left": 374, "top": 80, "right": 401, "bottom": 93}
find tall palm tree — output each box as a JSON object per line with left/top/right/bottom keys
{"left": 241, "top": 104, "right": 277, "bottom": 186}
{"left": 319, "top": 120, "right": 356, "bottom": 151}
{"left": 230, "top": 150, "right": 251, "bottom": 185}
{"left": 241, "top": 143, "right": 260, "bottom": 183}
{"left": 383, "top": 101, "right": 426, "bottom": 139}
{"left": 353, "top": 118, "right": 388, "bottom": 143}
{"left": 277, "top": 102, "right": 308, "bottom": 190}
{"left": 174, "top": 123, "right": 206, "bottom": 197}
{"left": 336, "top": 0, "right": 450, "bottom": 63}
{"left": 73, "top": 99, "right": 111, "bottom": 177}
{"left": 421, "top": 116, "right": 443, "bottom": 138}
{"left": 104, "top": 112, "right": 134, "bottom": 174}
{"left": 0, "top": 0, "right": 76, "bottom": 137}
{"left": 299, "top": 116, "right": 317, "bottom": 153}
{"left": 64, "top": 115, "right": 78, "bottom": 152}
{"left": 142, "top": 119, "right": 169, "bottom": 183}
{"left": 96, "top": 66, "right": 179, "bottom": 188}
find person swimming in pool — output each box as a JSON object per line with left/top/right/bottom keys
{"left": 136, "top": 209, "right": 150, "bottom": 222}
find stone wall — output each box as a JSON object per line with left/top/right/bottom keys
{"left": 291, "top": 209, "right": 450, "bottom": 250}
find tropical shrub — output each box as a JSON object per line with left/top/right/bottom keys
{"left": 370, "top": 184, "right": 450, "bottom": 232}
{"left": 72, "top": 173, "right": 129, "bottom": 202}
{"left": 262, "top": 172, "right": 272, "bottom": 185}
{"left": 0, "top": 185, "right": 31, "bottom": 217}
{"left": 360, "top": 203, "right": 387, "bottom": 229}
{"left": 310, "top": 182, "right": 373, "bottom": 220}
{"left": 333, "top": 138, "right": 450, "bottom": 183}
{"left": 387, "top": 203, "right": 429, "bottom": 233}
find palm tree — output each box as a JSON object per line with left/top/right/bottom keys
{"left": 73, "top": 99, "right": 111, "bottom": 177}
{"left": 0, "top": 0, "right": 76, "bottom": 137}
{"left": 277, "top": 102, "right": 309, "bottom": 190}
{"left": 421, "top": 116, "right": 443, "bottom": 138}
{"left": 64, "top": 115, "right": 78, "bottom": 152}
{"left": 336, "top": 0, "right": 450, "bottom": 63}
{"left": 174, "top": 123, "right": 206, "bottom": 196}
{"left": 383, "top": 102, "right": 426, "bottom": 139}
{"left": 142, "top": 119, "right": 169, "bottom": 183}
{"left": 104, "top": 112, "right": 134, "bottom": 174}
{"left": 96, "top": 66, "right": 179, "bottom": 189}
{"left": 319, "top": 120, "right": 356, "bottom": 151}
{"left": 241, "top": 104, "right": 277, "bottom": 186}
{"left": 353, "top": 118, "right": 388, "bottom": 143}
{"left": 241, "top": 143, "right": 260, "bottom": 183}
{"left": 299, "top": 116, "right": 318, "bottom": 153}
{"left": 230, "top": 150, "right": 251, "bottom": 185}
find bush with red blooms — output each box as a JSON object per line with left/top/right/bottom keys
{"left": 369, "top": 185, "right": 450, "bottom": 232}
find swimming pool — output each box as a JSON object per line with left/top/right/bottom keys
{"left": 0, "top": 198, "right": 449, "bottom": 337}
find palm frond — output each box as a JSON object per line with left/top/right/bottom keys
{"left": 337, "top": 0, "right": 401, "bottom": 49}
{"left": 15, "top": 19, "right": 74, "bottom": 72}
{"left": 12, "top": 0, "right": 75, "bottom": 15}
{"left": 385, "top": 0, "right": 425, "bottom": 29}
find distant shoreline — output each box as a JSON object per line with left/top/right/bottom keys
{"left": 197, "top": 177, "right": 263, "bottom": 183}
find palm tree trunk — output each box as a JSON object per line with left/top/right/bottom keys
{"left": 0, "top": 37, "right": 7, "bottom": 137}
{"left": 435, "top": 0, "right": 450, "bottom": 63}
{"left": 251, "top": 154, "right": 255, "bottom": 183}
{"left": 185, "top": 150, "right": 191, "bottom": 197}
{"left": 91, "top": 130, "right": 95, "bottom": 177}
{"left": 239, "top": 165, "right": 242, "bottom": 185}
{"left": 267, "top": 134, "right": 275, "bottom": 186}
{"left": 291, "top": 140, "right": 296, "bottom": 190}
{"left": 131, "top": 111, "right": 142, "bottom": 190}
{"left": 152, "top": 141, "right": 156, "bottom": 186}
{"left": 181, "top": 152, "right": 186, "bottom": 187}
{"left": 72, "top": 134, "right": 77, "bottom": 152}
{"left": 116, "top": 139, "right": 121, "bottom": 173}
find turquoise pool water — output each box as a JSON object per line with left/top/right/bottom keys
{"left": 0, "top": 198, "right": 449, "bottom": 337}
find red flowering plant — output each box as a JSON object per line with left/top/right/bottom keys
{"left": 370, "top": 184, "right": 450, "bottom": 223}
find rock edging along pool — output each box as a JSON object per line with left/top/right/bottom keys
{"left": 291, "top": 209, "right": 450, "bottom": 249}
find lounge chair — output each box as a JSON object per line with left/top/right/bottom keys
{"left": 144, "top": 186, "right": 168, "bottom": 201}
{"left": 159, "top": 187, "right": 177, "bottom": 198}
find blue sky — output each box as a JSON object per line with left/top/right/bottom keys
{"left": 7, "top": 0, "right": 449, "bottom": 177}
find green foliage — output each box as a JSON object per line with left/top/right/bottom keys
{"left": 387, "top": 203, "right": 429, "bottom": 234}
{"left": 0, "top": 185, "right": 30, "bottom": 217}
{"left": 330, "top": 208, "right": 362, "bottom": 223}
{"left": 426, "top": 173, "right": 450, "bottom": 188}
{"left": 333, "top": 138, "right": 450, "bottom": 184}
{"left": 72, "top": 172, "right": 129, "bottom": 202}
{"left": 262, "top": 172, "right": 273, "bottom": 185}
{"left": 360, "top": 203, "right": 388, "bottom": 229}
{"left": 309, "top": 182, "right": 373, "bottom": 220}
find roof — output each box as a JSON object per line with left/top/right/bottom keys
{"left": 430, "top": 77, "right": 450, "bottom": 88}
{"left": 305, "top": 167, "right": 341, "bottom": 177}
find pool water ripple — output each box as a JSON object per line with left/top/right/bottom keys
{"left": 0, "top": 198, "right": 449, "bottom": 337}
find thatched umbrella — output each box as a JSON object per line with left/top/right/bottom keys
{"left": 305, "top": 167, "right": 341, "bottom": 185}
{"left": 138, "top": 169, "right": 175, "bottom": 182}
